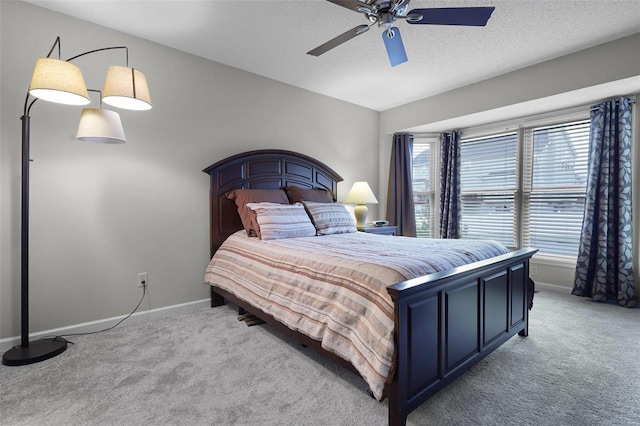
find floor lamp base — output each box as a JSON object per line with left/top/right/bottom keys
{"left": 2, "top": 338, "right": 67, "bottom": 366}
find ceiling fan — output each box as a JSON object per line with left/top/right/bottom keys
{"left": 307, "top": 0, "right": 495, "bottom": 67}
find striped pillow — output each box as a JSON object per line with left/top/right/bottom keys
{"left": 302, "top": 201, "right": 357, "bottom": 235}
{"left": 246, "top": 202, "right": 317, "bottom": 240}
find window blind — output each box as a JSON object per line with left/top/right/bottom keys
{"left": 413, "top": 113, "right": 590, "bottom": 256}
{"left": 522, "top": 120, "right": 590, "bottom": 255}
{"left": 460, "top": 132, "right": 518, "bottom": 246}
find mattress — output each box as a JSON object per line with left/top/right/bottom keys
{"left": 204, "top": 231, "right": 509, "bottom": 399}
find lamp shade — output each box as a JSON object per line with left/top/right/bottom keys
{"left": 344, "top": 182, "right": 379, "bottom": 204}
{"left": 102, "top": 66, "right": 152, "bottom": 111}
{"left": 76, "top": 108, "right": 127, "bottom": 144}
{"left": 28, "top": 58, "right": 90, "bottom": 105}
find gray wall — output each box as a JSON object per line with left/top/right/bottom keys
{"left": 0, "top": 1, "right": 380, "bottom": 340}
{"left": 379, "top": 33, "right": 640, "bottom": 135}
{"left": 378, "top": 33, "right": 640, "bottom": 292}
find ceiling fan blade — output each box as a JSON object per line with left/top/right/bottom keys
{"left": 325, "top": 0, "right": 367, "bottom": 13}
{"left": 382, "top": 27, "right": 408, "bottom": 67}
{"left": 307, "top": 24, "right": 370, "bottom": 57}
{"left": 407, "top": 7, "right": 495, "bottom": 26}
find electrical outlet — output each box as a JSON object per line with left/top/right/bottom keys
{"left": 530, "top": 266, "right": 538, "bottom": 276}
{"left": 137, "top": 272, "right": 148, "bottom": 287}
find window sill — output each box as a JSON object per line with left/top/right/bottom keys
{"left": 531, "top": 252, "right": 576, "bottom": 268}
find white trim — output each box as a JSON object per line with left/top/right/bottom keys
{"left": 531, "top": 253, "right": 576, "bottom": 268}
{"left": 432, "top": 139, "right": 441, "bottom": 238}
{"left": 411, "top": 132, "right": 441, "bottom": 138}
{"left": 0, "top": 299, "right": 210, "bottom": 353}
{"left": 535, "top": 281, "right": 572, "bottom": 294}
{"left": 459, "top": 106, "right": 589, "bottom": 140}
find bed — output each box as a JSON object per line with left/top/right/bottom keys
{"left": 203, "top": 149, "right": 538, "bottom": 425}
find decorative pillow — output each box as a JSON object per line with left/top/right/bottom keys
{"left": 226, "top": 189, "right": 289, "bottom": 236}
{"left": 284, "top": 186, "right": 334, "bottom": 204}
{"left": 246, "top": 202, "right": 317, "bottom": 240}
{"left": 302, "top": 201, "right": 357, "bottom": 235}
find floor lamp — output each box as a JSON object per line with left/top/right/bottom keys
{"left": 2, "top": 37, "right": 152, "bottom": 366}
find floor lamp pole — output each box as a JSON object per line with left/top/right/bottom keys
{"left": 21, "top": 114, "right": 30, "bottom": 349}
{"left": 1, "top": 113, "right": 68, "bottom": 366}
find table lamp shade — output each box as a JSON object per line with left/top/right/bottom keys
{"left": 102, "top": 66, "right": 152, "bottom": 111}
{"left": 344, "top": 181, "right": 378, "bottom": 204}
{"left": 28, "top": 58, "right": 90, "bottom": 105}
{"left": 76, "top": 108, "right": 127, "bottom": 144}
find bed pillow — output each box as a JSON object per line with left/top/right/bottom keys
{"left": 246, "top": 202, "right": 317, "bottom": 240}
{"left": 284, "top": 186, "right": 334, "bottom": 204}
{"left": 302, "top": 201, "right": 357, "bottom": 235}
{"left": 226, "top": 189, "right": 289, "bottom": 236}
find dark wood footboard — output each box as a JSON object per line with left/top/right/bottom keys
{"left": 386, "top": 248, "right": 537, "bottom": 426}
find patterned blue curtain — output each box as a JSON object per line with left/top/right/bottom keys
{"left": 440, "top": 131, "right": 461, "bottom": 239}
{"left": 386, "top": 133, "right": 416, "bottom": 237}
{"left": 573, "top": 97, "right": 636, "bottom": 307}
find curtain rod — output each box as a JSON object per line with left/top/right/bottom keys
{"left": 590, "top": 96, "right": 636, "bottom": 111}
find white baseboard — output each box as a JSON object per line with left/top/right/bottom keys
{"left": 535, "top": 281, "right": 572, "bottom": 294}
{"left": 1, "top": 298, "right": 210, "bottom": 353}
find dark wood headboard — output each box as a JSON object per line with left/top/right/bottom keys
{"left": 202, "top": 149, "right": 343, "bottom": 258}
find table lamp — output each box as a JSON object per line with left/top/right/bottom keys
{"left": 344, "top": 181, "right": 378, "bottom": 227}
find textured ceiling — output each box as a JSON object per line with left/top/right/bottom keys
{"left": 23, "top": 0, "right": 640, "bottom": 112}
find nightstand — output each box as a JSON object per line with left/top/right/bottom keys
{"left": 357, "top": 225, "right": 398, "bottom": 236}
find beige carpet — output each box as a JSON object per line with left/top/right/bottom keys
{"left": 1, "top": 290, "right": 639, "bottom": 425}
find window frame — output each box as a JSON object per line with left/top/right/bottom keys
{"left": 422, "top": 107, "right": 590, "bottom": 260}
{"left": 412, "top": 136, "right": 440, "bottom": 238}
{"left": 521, "top": 119, "right": 590, "bottom": 256}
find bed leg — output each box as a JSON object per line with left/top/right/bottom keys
{"left": 211, "top": 288, "right": 225, "bottom": 307}
{"left": 518, "top": 318, "right": 529, "bottom": 337}
{"left": 518, "top": 325, "right": 528, "bottom": 337}
{"left": 389, "top": 404, "right": 407, "bottom": 426}
{"left": 519, "top": 278, "right": 531, "bottom": 337}
{"left": 389, "top": 383, "right": 407, "bottom": 426}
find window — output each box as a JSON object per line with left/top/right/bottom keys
{"left": 460, "top": 133, "right": 518, "bottom": 246}
{"left": 523, "top": 120, "right": 590, "bottom": 255}
{"left": 412, "top": 138, "right": 438, "bottom": 238}
{"left": 459, "top": 117, "right": 589, "bottom": 256}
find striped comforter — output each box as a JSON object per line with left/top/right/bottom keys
{"left": 204, "top": 231, "right": 509, "bottom": 400}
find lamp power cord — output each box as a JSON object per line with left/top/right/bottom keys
{"left": 45, "top": 284, "right": 147, "bottom": 346}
